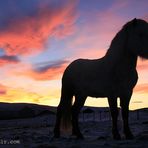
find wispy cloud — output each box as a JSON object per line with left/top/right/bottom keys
{"left": 0, "top": 0, "right": 78, "bottom": 56}
{"left": 33, "top": 60, "right": 69, "bottom": 73}
{"left": 13, "top": 60, "right": 69, "bottom": 80}
{"left": 0, "top": 55, "right": 20, "bottom": 66}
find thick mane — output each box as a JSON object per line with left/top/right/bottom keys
{"left": 105, "top": 19, "right": 147, "bottom": 59}
{"left": 105, "top": 23, "right": 127, "bottom": 59}
{"left": 122, "top": 19, "right": 147, "bottom": 29}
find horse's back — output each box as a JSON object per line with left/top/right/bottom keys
{"left": 62, "top": 58, "right": 105, "bottom": 81}
{"left": 61, "top": 58, "right": 111, "bottom": 96}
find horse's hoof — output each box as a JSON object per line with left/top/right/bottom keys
{"left": 53, "top": 136, "right": 60, "bottom": 139}
{"left": 72, "top": 131, "right": 84, "bottom": 140}
{"left": 53, "top": 133, "right": 60, "bottom": 139}
{"left": 69, "top": 134, "right": 84, "bottom": 140}
{"left": 124, "top": 131, "right": 134, "bottom": 140}
{"left": 76, "top": 134, "right": 84, "bottom": 140}
{"left": 125, "top": 134, "right": 134, "bottom": 140}
{"left": 77, "top": 136, "right": 84, "bottom": 140}
{"left": 113, "top": 134, "right": 121, "bottom": 140}
{"left": 50, "top": 136, "right": 60, "bottom": 142}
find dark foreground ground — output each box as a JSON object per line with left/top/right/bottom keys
{"left": 0, "top": 108, "right": 147, "bottom": 148}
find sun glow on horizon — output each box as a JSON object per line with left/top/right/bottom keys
{"left": 0, "top": 82, "right": 147, "bottom": 110}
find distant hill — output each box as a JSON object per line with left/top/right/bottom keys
{"left": 0, "top": 102, "right": 147, "bottom": 120}
{"left": 0, "top": 103, "right": 110, "bottom": 120}
{"left": 0, "top": 102, "right": 56, "bottom": 120}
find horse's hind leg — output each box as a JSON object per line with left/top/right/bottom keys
{"left": 120, "top": 92, "right": 133, "bottom": 139}
{"left": 72, "top": 95, "right": 86, "bottom": 139}
{"left": 108, "top": 97, "right": 121, "bottom": 140}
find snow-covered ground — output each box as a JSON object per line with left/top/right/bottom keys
{"left": 0, "top": 107, "right": 147, "bottom": 148}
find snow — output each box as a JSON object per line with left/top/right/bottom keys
{"left": 0, "top": 105, "right": 147, "bottom": 147}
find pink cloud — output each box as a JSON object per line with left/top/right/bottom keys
{"left": 0, "top": 1, "right": 78, "bottom": 56}
{"left": 0, "top": 84, "right": 7, "bottom": 95}
{"left": 12, "top": 60, "right": 69, "bottom": 81}
{"left": 142, "top": 14, "right": 148, "bottom": 21}
{"left": 134, "top": 83, "right": 148, "bottom": 93}
{"left": 137, "top": 60, "right": 148, "bottom": 71}
{"left": 72, "top": 48, "right": 106, "bottom": 60}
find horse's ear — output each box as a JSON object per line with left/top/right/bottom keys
{"left": 132, "top": 18, "right": 137, "bottom": 26}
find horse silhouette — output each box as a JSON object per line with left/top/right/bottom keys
{"left": 54, "top": 19, "right": 148, "bottom": 140}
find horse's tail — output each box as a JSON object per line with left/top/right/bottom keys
{"left": 60, "top": 85, "right": 73, "bottom": 130}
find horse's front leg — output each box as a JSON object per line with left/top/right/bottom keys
{"left": 108, "top": 97, "right": 121, "bottom": 140}
{"left": 120, "top": 92, "right": 134, "bottom": 139}
{"left": 53, "top": 103, "right": 62, "bottom": 138}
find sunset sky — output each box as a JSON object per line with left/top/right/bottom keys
{"left": 0, "top": 0, "right": 147, "bottom": 110}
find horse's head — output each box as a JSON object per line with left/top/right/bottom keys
{"left": 125, "top": 18, "right": 148, "bottom": 59}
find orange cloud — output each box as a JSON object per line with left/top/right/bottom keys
{"left": 0, "top": 1, "right": 78, "bottom": 56}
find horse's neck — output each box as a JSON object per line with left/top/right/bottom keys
{"left": 104, "top": 30, "right": 137, "bottom": 70}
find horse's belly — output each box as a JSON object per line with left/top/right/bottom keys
{"left": 88, "top": 93, "right": 107, "bottom": 98}
{"left": 86, "top": 87, "right": 112, "bottom": 98}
